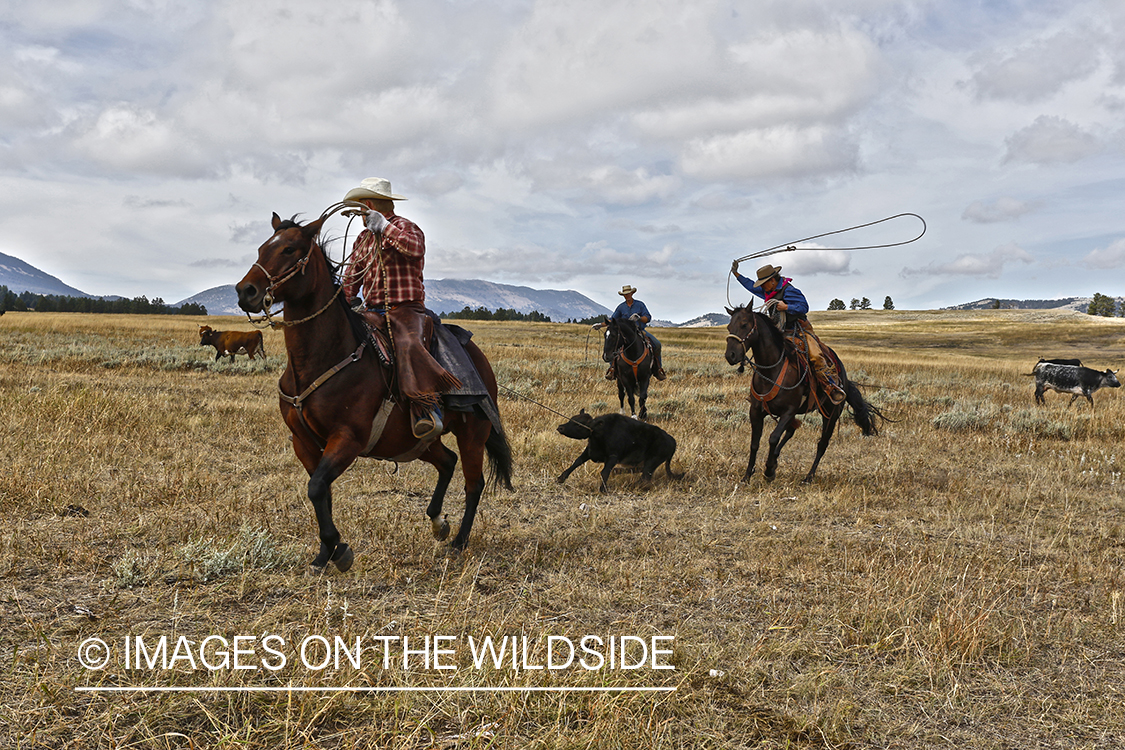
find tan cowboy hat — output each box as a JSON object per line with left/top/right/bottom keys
{"left": 752, "top": 264, "right": 782, "bottom": 288}
{"left": 618, "top": 285, "right": 637, "bottom": 296}
{"left": 343, "top": 177, "right": 407, "bottom": 202}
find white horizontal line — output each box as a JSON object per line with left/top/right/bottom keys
{"left": 76, "top": 686, "right": 676, "bottom": 693}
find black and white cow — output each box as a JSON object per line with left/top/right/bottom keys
{"left": 1033, "top": 362, "right": 1120, "bottom": 408}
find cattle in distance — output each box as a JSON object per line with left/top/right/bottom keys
{"left": 1032, "top": 361, "right": 1120, "bottom": 408}
{"left": 556, "top": 409, "right": 684, "bottom": 492}
{"left": 198, "top": 326, "right": 266, "bottom": 362}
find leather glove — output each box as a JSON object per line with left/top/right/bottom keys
{"left": 731, "top": 260, "right": 740, "bottom": 275}
{"left": 365, "top": 211, "right": 389, "bottom": 235}
{"left": 629, "top": 313, "right": 641, "bottom": 322}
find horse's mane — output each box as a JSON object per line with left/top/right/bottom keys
{"left": 280, "top": 215, "right": 370, "bottom": 348}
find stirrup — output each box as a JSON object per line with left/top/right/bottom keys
{"left": 655, "top": 367, "right": 667, "bottom": 381}
{"left": 412, "top": 407, "right": 444, "bottom": 439}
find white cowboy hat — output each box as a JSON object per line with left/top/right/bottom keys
{"left": 618, "top": 285, "right": 637, "bottom": 296}
{"left": 343, "top": 177, "right": 407, "bottom": 202}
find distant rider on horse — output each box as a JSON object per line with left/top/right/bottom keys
{"left": 598, "top": 284, "right": 666, "bottom": 381}
{"left": 731, "top": 262, "right": 845, "bottom": 404}
{"left": 342, "top": 177, "right": 460, "bottom": 439}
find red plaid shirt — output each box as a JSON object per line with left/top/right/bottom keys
{"left": 342, "top": 214, "right": 426, "bottom": 306}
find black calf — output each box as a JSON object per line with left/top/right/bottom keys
{"left": 556, "top": 409, "right": 684, "bottom": 492}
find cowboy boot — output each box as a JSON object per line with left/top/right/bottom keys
{"left": 816, "top": 364, "right": 847, "bottom": 404}
{"left": 605, "top": 362, "right": 616, "bottom": 380}
{"left": 655, "top": 354, "right": 666, "bottom": 381}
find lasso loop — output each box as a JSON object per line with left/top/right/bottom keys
{"left": 726, "top": 212, "right": 926, "bottom": 308}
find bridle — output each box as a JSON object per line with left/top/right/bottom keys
{"left": 726, "top": 310, "right": 785, "bottom": 371}
{"left": 245, "top": 201, "right": 370, "bottom": 330}
{"left": 246, "top": 240, "right": 344, "bottom": 330}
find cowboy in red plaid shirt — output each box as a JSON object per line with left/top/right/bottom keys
{"left": 342, "top": 178, "right": 460, "bottom": 439}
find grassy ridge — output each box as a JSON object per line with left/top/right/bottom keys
{"left": 2, "top": 310, "right": 1124, "bottom": 749}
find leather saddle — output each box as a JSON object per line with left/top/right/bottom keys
{"left": 356, "top": 309, "right": 396, "bottom": 368}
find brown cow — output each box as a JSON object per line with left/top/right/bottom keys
{"left": 198, "top": 325, "right": 266, "bottom": 362}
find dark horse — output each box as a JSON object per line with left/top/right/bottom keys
{"left": 724, "top": 305, "right": 884, "bottom": 483}
{"left": 603, "top": 316, "right": 654, "bottom": 420}
{"left": 236, "top": 213, "right": 512, "bottom": 570}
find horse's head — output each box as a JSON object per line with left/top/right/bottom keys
{"left": 601, "top": 317, "right": 617, "bottom": 363}
{"left": 237, "top": 212, "right": 329, "bottom": 314}
{"left": 724, "top": 305, "right": 757, "bottom": 367}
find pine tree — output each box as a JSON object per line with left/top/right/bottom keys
{"left": 883, "top": 296, "right": 894, "bottom": 310}
{"left": 1088, "top": 293, "right": 1116, "bottom": 317}
{"left": 828, "top": 299, "right": 846, "bottom": 310}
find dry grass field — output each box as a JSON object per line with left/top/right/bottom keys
{"left": 2, "top": 308, "right": 1125, "bottom": 749}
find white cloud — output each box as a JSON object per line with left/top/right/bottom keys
{"left": 778, "top": 249, "right": 853, "bottom": 276}
{"left": 968, "top": 29, "right": 1104, "bottom": 103}
{"left": 70, "top": 105, "right": 211, "bottom": 176}
{"left": 961, "top": 196, "right": 1043, "bottom": 223}
{"left": 1082, "top": 238, "right": 1125, "bottom": 269}
{"left": 681, "top": 126, "right": 859, "bottom": 181}
{"left": 1002, "top": 115, "right": 1102, "bottom": 165}
{"left": 2, "top": 0, "right": 1125, "bottom": 317}
{"left": 901, "top": 243, "right": 1034, "bottom": 279}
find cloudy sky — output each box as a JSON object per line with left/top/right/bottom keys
{"left": 1, "top": 0, "right": 1123, "bottom": 321}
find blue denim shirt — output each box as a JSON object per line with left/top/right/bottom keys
{"left": 736, "top": 276, "right": 810, "bottom": 317}
{"left": 611, "top": 299, "right": 653, "bottom": 331}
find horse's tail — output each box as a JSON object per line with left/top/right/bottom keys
{"left": 485, "top": 422, "right": 514, "bottom": 492}
{"left": 844, "top": 380, "right": 889, "bottom": 437}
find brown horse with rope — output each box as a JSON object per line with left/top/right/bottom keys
{"left": 724, "top": 305, "right": 885, "bottom": 484}
{"left": 236, "top": 211, "right": 512, "bottom": 570}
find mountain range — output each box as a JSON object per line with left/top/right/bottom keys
{"left": 1, "top": 250, "right": 90, "bottom": 297}
{"left": 176, "top": 279, "right": 613, "bottom": 322}
{"left": 943, "top": 297, "right": 1120, "bottom": 313}
{"left": 4, "top": 249, "right": 1116, "bottom": 323}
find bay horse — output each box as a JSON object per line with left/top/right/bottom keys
{"left": 236, "top": 212, "right": 512, "bottom": 570}
{"left": 603, "top": 316, "right": 654, "bottom": 420}
{"left": 724, "top": 305, "right": 884, "bottom": 483}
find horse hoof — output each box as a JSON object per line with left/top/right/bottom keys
{"left": 432, "top": 515, "right": 451, "bottom": 542}
{"left": 764, "top": 473, "right": 776, "bottom": 483}
{"left": 332, "top": 543, "right": 354, "bottom": 573}
{"left": 308, "top": 561, "right": 329, "bottom": 575}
